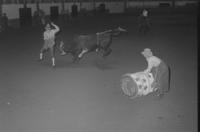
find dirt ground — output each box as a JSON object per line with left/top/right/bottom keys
{"left": 0, "top": 12, "right": 197, "bottom": 132}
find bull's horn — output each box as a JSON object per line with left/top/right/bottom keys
{"left": 118, "top": 27, "right": 127, "bottom": 32}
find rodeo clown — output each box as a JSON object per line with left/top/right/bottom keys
{"left": 121, "top": 48, "right": 170, "bottom": 99}
{"left": 39, "top": 22, "right": 60, "bottom": 67}
{"left": 141, "top": 48, "right": 171, "bottom": 97}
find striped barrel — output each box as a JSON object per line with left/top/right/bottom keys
{"left": 121, "top": 72, "right": 155, "bottom": 98}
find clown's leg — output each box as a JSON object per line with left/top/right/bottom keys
{"left": 39, "top": 46, "right": 48, "bottom": 61}
{"left": 50, "top": 47, "right": 56, "bottom": 67}
{"left": 39, "top": 53, "right": 43, "bottom": 60}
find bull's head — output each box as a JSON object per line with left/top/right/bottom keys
{"left": 112, "top": 27, "right": 127, "bottom": 36}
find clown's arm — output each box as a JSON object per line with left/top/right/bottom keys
{"left": 144, "top": 59, "right": 153, "bottom": 73}
{"left": 51, "top": 22, "right": 60, "bottom": 33}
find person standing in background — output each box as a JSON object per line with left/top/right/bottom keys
{"left": 138, "top": 9, "right": 151, "bottom": 35}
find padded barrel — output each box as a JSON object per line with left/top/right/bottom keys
{"left": 121, "top": 74, "right": 138, "bottom": 98}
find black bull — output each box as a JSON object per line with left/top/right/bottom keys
{"left": 57, "top": 27, "right": 127, "bottom": 62}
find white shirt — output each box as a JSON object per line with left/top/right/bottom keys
{"left": 44, "top": 30, "right": 57, "bottom": 40}
{"left": 144, "top": 56, "right": 161, "bottom": 73}
{"left": 43, "top": 24, "right": 59, "bottom": 41}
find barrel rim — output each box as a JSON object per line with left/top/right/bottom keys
{"left": 121, "top": 75, "right": 138, "bottom": 98}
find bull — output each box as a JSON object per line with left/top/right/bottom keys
{"left": 58, "top": 27, "right": 127, "bottom": 62}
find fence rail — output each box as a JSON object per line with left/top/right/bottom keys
{"left": 1, "top": 0, "right": 198, "bottom": 4}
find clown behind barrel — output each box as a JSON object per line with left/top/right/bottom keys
{"left": 141, "top": 48, "right": 171, "bottom": 97}
{"left": 121, "top": 48, "right": 171, "bottom": 99}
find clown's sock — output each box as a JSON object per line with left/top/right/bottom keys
{"left": 52, "top": 57, "right": 55, "bottom": 67}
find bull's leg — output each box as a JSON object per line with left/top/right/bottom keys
{"left": 72, "top": 50, "right": 81, "bottom": 63}
{"left": 102, "top": 48, "right": 112, "bottom": 58}
{"left": 96, "top": 46, "right": 101, "bottom": 52}
{"left": 78, "top": 48, "right": 88, "bottom": 58}
{"left": 96, "top": 45, "right": 100, "bottom": 52}
{"left": 73, "top": 56, "right": 79, "bottom": 63}
{"left": 59, "top": 41, "right": 67, "bottom": 56}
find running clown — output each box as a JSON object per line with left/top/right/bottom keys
{"left": 39, "top": 22, "right": 60, "bottom": 67}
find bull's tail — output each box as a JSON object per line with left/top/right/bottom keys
{"left": 96, "top": 27, "right": 127, "bottom": 37}
{"left": 111, "top": 27, "right": 127, "bottom": 36}
{"left": 96, "top": 30, "right": 112, "bottom": 35}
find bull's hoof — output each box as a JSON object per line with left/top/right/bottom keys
{"left": 72, "top": 59, "right": 77, "bottom": 63}
{"left": 37, "top": 58, "right": 43, "bottom": 62}
{"left": 73, "top": 57, "right": 81, "bottom": 63}
{"left": 52, "top": 64, "right": 56, "bottom": 68}
{"left": 60, "top": 52, "right": 67, "bottom": 56}
{"left": 103, "top": 48, "right": 112, "bottom": 58}
{"left": 96, "top": 48, "right": 99, "bottom": 52}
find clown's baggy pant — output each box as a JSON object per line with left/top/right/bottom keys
{"left": 121, "top": 61, "right": 170, "bottom": 98}
{"left": 40, "top": 39, "right": 56, "bottom": 66}
{"left": 151, "top": 61, "right": 171, "bottom": 94}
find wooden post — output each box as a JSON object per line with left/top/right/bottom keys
{"left": 172, "top": 0, "right": 175, "bottom": 8}
{"left": 79, "top": 0, "right": 82, "bottom": 9}
{"left": 61, "top": 0, "right": 65, "bottom": 11}
{"left": 36, "top": 0, "right": 40, "bottom": 11}
{"left": 124, "top": 0, "right": 128, "bottom": 12}
{"left": 93, "top": 0, "right": 96, "bottom": 11}
{"left": 0, "top": 0, "right": 2, "bottom": 16}
{"left": 142, "top": 0, "right": 145, "bottom": 9}
{"left": 23, "top": 0, "right": 27, "bottom": 9}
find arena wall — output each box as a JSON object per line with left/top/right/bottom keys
{"left": 1, "top": 1, "right": 198, "bottom": 19}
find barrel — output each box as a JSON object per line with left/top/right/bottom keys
{"left": 121, "top": 72, "right": 155, "bottom": 98}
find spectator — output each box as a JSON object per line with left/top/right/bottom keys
{"left": 1, "top": 13, "right": 8, "bottom": 31}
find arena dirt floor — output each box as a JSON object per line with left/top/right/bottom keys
{"left": 0, "top": 11, "right": 197, "bottom": 132}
